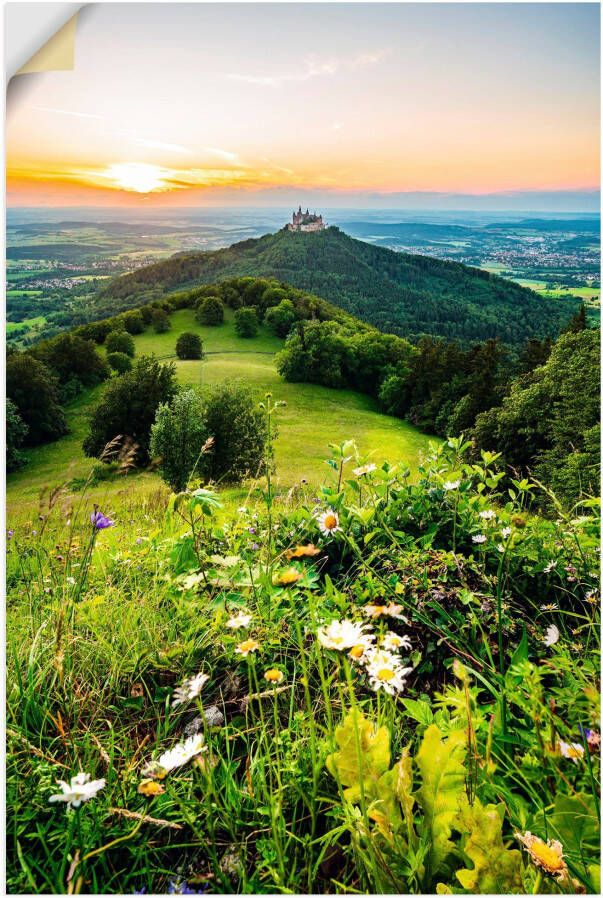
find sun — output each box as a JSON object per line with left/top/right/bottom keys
{"left": 105, "top": 162, "right": 167, "bottom": 193}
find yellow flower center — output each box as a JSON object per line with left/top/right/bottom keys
{"left": 238, "top": 639, "right": 258, "bottom": 653}
{"left": 265, "top": 669, "right": 283, "bottom": 683}
{"left": 530, "top": 841, "right": 565, "bottom": 872}
{"left": 566, "top": 745, "right": 582, "bottom": 758}
{"left": 323, "top": 514, "right": 338, "bottom": 530}
{"left": 349, "top": 644, "right": 365, "bottom": 659}
{"left": 377, "top": 668, "right": 396, "bottom": 682}
{"left": 279, "top": 568, "right": 301, "bottom": 585}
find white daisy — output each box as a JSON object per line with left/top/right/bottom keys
{"left": 317, "top": 619, "right": 372, "bottom": 651}
{"left": 367, "top": 661, "right": 413, "bottom": 696}
{"left": 479, "top": 510, "right": 497, "bottom": 520}
{"left": 316, "top": 509, "right": 341, "bottom": 536}
{"left": 472, "top": 534, "right": 487, "bottom": 544}
{"left": 172, "top": 672, "right": 209, "bottom": 707}
{"left": 144, "top": 734, "right": 206, "bottom": 777}
{"left": 443, "top": 480, "right": 461, "bottom": 491}
{"left": 501, "top": 527, "right": 512, "bottom": 539}
{"left": 381, "top": 631, "right": 412, "bottom": 652}
{"left": 49, "top": 772, "right": 106, "bottom": 809}
{"left": 226, "top": 611, "right": 252, "bottom": 629}
{"left": 543, "top": 624, "right": 560, "bottom": 647}
{"left": 558, "top": 740, "right": 584, "bottom": 764}
{"left": 353, "top": 463, "right": 377, "bottom": 477}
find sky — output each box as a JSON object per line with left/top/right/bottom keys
{"left": 6, "top": 2, "right": 601, "bottom": 210}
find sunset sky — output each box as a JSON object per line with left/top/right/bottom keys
{"left": 6, "top": 2, "right": 600, "bottom": 208}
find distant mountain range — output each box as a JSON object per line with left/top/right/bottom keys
{"left": 96, "top": 226, "right": 580, "bottom": 345}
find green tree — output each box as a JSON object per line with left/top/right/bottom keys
{"left": 176, "top": 331, "right": 203, "bottom": 359}
{"left": 265, "top": 298, "right": 296, "bottom": 337}
{"left": 6, "top": 354, "right": 67, "bottom": 445}
{"left": 234, "top": 306, "right": 259, "bottom": 338}
{"left": 150, "top": 390, "right": 209, "bottom": 492}
{"left": 119, "top": 310, "right": 145, "bottom": 335}
{"left": 276, "top": 320, "right": 348, "bottom": 388}
{"left": 151, "top": 308, "right": 171, "bottom": 333}
{"left": 6, "top": 399, "right": 29, "bottom": 472}
{"left": 31, "top": 333, "right": 110, "bottom": 388}
{"left": 176, "top": 332, "right": 204, "bottom": 360}
{"left": 196, "top": 295, "right": 225, "bottom": 326}
{"left": 202, "top": 382, "right": 268, "bottom": 482}
{"left": 563, "top": 303, "right": 588, "bottom": 333}
{"left": 107, "top": 351, "right": 133, "bottom": 374}
{"left": 106, "top": 330, "right": 135, "bottom": 357}
{"left": 83, "top": 356, "right": 178, "bottom": 464}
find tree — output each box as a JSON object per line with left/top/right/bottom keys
{"left": 107, "top": 352, "right": 133, "bottom": 374}
{"left": 151, "top": 308, "right": 171, "bottom": 333}
{"left": 83, "top": 356, "right": 178, "bottom": 464}
{"left": 196, "top": 295, "right": 224, "bottom": 326}
{"left": 31, "top": 333, "right": 110, "bottom": 388}
{"left": 120, "top": 310, "right": 145, "bottom": 335}
{"left": 265, "top": 299, "right": 296, "bottom": 338}
{"left": 106, "top": 330, "right": 135, "bottom": 357}
{"left": 563, "top": 304, "right": 588, "bottom": 334}
{"left": 6, "top": 354, "right": 67, "bottom": 445}
{"left": 6, "top": 399, "right": 29, "bottom": 472}
{"left": 276, "top": 320, "right": 348, "bottom": 388}
{"left": 234, "top": 307, "right": 259, "bottom": 338}
{"left": 150, "top": 390, "right": 209, "bottom": 492}
{"left": 202, "top": 382, "right": 268, "bottom": 482}
{"left": 176, "top": 332, "right": 204, "bottom": 360}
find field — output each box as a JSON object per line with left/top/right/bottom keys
{"left": 6, "top": 308, "right": 434, "bottom": 522}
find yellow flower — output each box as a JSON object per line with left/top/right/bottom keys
{"left": 264, "top": 668, "right": 284, "bottom": 684}
{"left": 138, "top": 779, "right": 165, "bottom": 796}
{"left": 235, "top": 638, "right": 260, "bottom": 657}
{"left": 275, "top": 567, "right": 303, "bottom": 586}
{"left": 515, "top": 831, "right": 567, "bottom": 878}
{"left": 285, "top": 544, "right": 321, "bottom": 559}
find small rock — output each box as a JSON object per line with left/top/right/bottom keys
{"left": 184, "top": 706, "right": 224, "bottom": 735}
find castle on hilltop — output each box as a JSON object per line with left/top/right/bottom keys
{"left": 286, "top": 206, "right": 325, "bottom": 232}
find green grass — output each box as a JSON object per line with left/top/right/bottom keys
{"left": 6, "top": 315, "right": 47, "bottom": 334}
{"left": 7, "top": 309, "right": 435, "bottom": 521}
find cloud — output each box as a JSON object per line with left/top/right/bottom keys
{"left": 132, "top": 137, "right": 192, "bottom": 155}
{"left": 204, "top": 147, "right": 240, "bottom": 162}
{"left": 227, "top": 48, "right": 390, "bottom": 87}
{"left": 31, "top": 105, "right": 103, "bottom": 120}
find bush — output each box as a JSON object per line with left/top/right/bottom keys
{"left": 106, "top": 330, "right": 135, "bottom": 357}
{"left": 31, "top": 333, "right": 110, "bottom": 388}
{"left": 202, "top": 381, "right": 268, "bottom": 482}
{"left": 107, "top": 352, "right": 133, "bottom": 374}
{"left": 150, "top": 390, "right": 209, "bottom": 492}
{"left": 234, "top": 307, "right": 259, "bottom": 338}
{"left": 6, "top": 354, "right": 67, "bottom": 446}
{"left": 83, "top": 356, "right": 178, "bottom": 464}
{"left": 119, "top": 310, "right": 145, "bottom": 335}
{"left": 151, "top": 308, "right": 171, "bottom": 333}
{"left": 265, "top": 299, "right": 297, "bottom": 338}
{"left": 6, "top": 399, "right": 29, "bottom": 472}
{"left": 196, "top": 296, "right": 224, "bottom": 326}
{"left": 176, "top": 332, "right": 204, "bottom": 360}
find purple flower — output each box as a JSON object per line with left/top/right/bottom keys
{"left": 7, "top": 529, "right": 14, "bottom": 540}
{"left": 136, "top": 537, "right": 142, "bottom": 545}
{"left": 251, "top": 543, "right": 260, "bottom": 551}
{"left": 168, "top": 881, "right": 208, "bottom": 895}
{"left": 90, "top": 510, "right": 114, "bottom": 530}
{"left": 247, "top": 527, "right": 256, "bottom": 534}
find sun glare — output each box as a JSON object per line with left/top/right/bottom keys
{"left": 105, "top": 162, "right": 167, "bottom": 193}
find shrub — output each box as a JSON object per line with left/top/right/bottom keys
{"left": 265, "top": 299, "right": 297, "bottom": 338}
{"left": 202, "top": 381, "right": 268, "bottom": 482}
{"left": 151, "top": 308, "right": 171, "bottom": 333}
{"left": 196, "top": 296, "right": 224, "bottom": 326}
{"left": 234, "top": 306, "right": 259, "bottom": 338}
{"left": 83, "top": 356, "right": 178, "bottom": 464}
{"left": 119, "top": 310, "right": 145, "bottom": 335}
{"left": 176, "top": 332, "right": 204, "bottom": 360}
{"left": 106, "top": 330, "right": 135, "bottom": 357}
{"left": 6, "top": 399, "right": 29, "bottom": 472}
{"left": 107, "top": 352, "right": 133, "bottom": 374}
{"left": 6, "top": 354, "right": 67, "bottom": 446}
{"left": 150, "top": 390, "right": 209, "bottom": 492}
{"left": 31, "top": 333, "right": 110, "bottom": 388}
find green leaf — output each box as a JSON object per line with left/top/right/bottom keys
{"left": 416, "top": 724, "right": 466, "bottom": 876}
{"left": 325, "top": 709, "right": 391, "bottom": 803}
{"left": 535, "top": 793, "right": 599, "bottom": 860}
{"left": 454, "top": 798, "right": 523, "bottom": 894}
{"left": 402, "top": 698, "right": 435, "bottom": 727}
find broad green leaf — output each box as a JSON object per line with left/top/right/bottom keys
{"left": 534, "top": 793, "right": 599, "bottom": 860}
{"left": 402, "top": 698, "right": 434, "bottom": 727}
{"left": 325, "top": 709, "right": 391, "bottom": 804}
{"left": 416, "top": 724, "right": 466, "bottom": 876}
{"left": 454, "top": 798, "right": 523, "bottom": 894}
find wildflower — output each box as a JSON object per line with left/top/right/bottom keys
{"left": 363, "top": 602, "right": 407, "bottom": 621}
{"left": 543, "top": 560, "right": 557, "bottom": 573}
{"left": 144, "top": 734, "right": 206, "bottom": 778}
{"left": 226, "top": 611, "right": 252, "bottom": 629}
{"left": 443, "top": 480, "right": 460, "bottom": 491}
{"left": 168, "top": 880, "right": 207, "bottom": 895}
{"left": 353, "top": 463, "right": 377, "bottom": 477}
{"left": 585, "top": 589, "right": 598, "bottom": 604}
{"left": 543, "top": 624, "right": 560, "bottom": 647}
{"left": 237, "top": 506, "right": 248, "bottom": 514}
{"left": 317, "top": 619, "right": 371, "bottom": 651}
{"left": 479, "top": 509, "right": 496, "bottom": 520}
{"left": 540, "top": 603, "right": 558, "bottom": 611}
{"left": 285, "top": 543, "right": 320, "bottom": 559}
{"left": 90, "top": 510, "right": 114, "bottom": 530}
{"left": 515, "top": 831, "right": 567, "bottom": 879}
{"left": 274, "top": 567, "right": 302, "bottom": 586}
{"left": 316, "top": 508, "right": 341, "bottom": 536}
{"left": 581, "top": 728, "right": 601, "bottom": 752}
{"left": 49, "top": 772, "right": 106, "bottom": 808}
{"left": 138, "top": 779, "right": 165, "bottom": 796}
{"left": 472, "top": 534, "right": 487, "bottom": 544}
{"left": 381, "top": 631, "right": 412, "bottom": 652}
{"left": 367, "top": 658, "right": 413, "bottom": 696}
{"left": 66, "top": 576, "right": 76, "bottom": 586}
{"left": 501, "top": 526, "right": 512, "bottom": 539}
{"left": 347, "top": 632, "right": 376, "bottom": 663}
{"left": 172, "top": 672, "right": 210, "bottom": 707}
{"left": 558, "top": 740, "right": 584, "bottom": 764}
{"left": 250, "top": 542, "right": 260, "bottom": 551}
{"left": 264, "top": 668, "right": 284, "bottom": 684}
{"left": 7, "top": 529, "right": 14, "bottom": 539}
{"left": 235, "top": 638, "right": 260, "bottom": 657}
{"left": 136, "top": 537, "right": 142, "bottom": 545}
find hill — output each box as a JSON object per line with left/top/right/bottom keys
{"left": 6, "top": 306, "right": 433, "bottom": 519}
{"left": 95, "top": 226, "right": 579, "bottom": 344}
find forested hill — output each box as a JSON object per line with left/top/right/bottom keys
{"left": 97, "top": 226, "right": 579, "bottom": 344}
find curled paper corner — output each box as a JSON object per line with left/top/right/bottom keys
{"left": 15, "top": 12, "right": 79, "bottom": 75}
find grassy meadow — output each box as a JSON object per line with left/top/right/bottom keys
{"left": 6, "top": 308, "right": 433, "bottom": 522}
